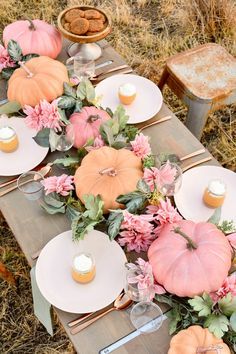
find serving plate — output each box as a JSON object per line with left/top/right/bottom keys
{"left": 35, "top": 229, "right": 127, "bottom": 313}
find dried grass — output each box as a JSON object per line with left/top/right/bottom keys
{"left": 0, "top": 0, "right": 236, "bottom": 352}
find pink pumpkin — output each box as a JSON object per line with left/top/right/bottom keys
{"left": 70, "top": 107, "right": 110, "bottom": 148}
{"left": 148, "top": 220, "right": 232, "bottom": 297}
{"left": 3, "top": 19, "right": 62, "bottom": 59}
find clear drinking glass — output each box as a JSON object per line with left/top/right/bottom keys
{"left": 49, "top": 123, "right": 75, "bottom": 152}
{"left": 126, "top": 268, "right": 163, "bottom": 334}
{"left": 66, "top": 55, "right": 95, "bottom": 81}
{"left": 159, "top": 162, "right": 182, "bottom": 196}
{"left": 17, "top": 171, "right": 44, "bottom": 201}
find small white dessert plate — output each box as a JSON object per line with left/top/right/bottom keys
{"left": 174, "top": 166, "right": 236, "bottom": 223}
{"left": 0, "top": 117, "right": 48, "bottom": 176}
{"left": 95, "top": 74, "right": 163, "bottom": 124}
{"left": 35, "top": 229, "right": 127, "bottom": 313}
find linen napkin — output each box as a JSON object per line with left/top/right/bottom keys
{"left": 30, "top": 266, "right": 53, "bottom": 336}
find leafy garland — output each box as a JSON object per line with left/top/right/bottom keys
{"left": 1, "top": 40, "right": 236, "bottom": 351}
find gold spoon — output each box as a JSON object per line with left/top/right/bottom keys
{"left": 70, "top": 293, "right": 133, "bottom": 335}
{"left": 0, "top": 164, "right": 52, "bottom": 197}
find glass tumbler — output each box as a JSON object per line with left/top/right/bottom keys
{"left": 66, "top": 55, "right": 95, "bottom": 81}
{"left": 17, "top": 171, "right": 44, "bottom": 201}
{"left": 49, "top": 123, "right": 75, "bottom": 152}
{"left": 159, "top": 162, "right": 182, "bottom": 196}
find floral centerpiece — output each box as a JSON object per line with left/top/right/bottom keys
{"left": 1, "top": 40, "right": 236, "bottom": 352}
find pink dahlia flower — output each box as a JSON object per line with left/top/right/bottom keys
{"left": 130, "top": 133, "right": 151, "bottom": 159}
{"left": 211, "top": 272, "right": 236, "bottom": 302}
{"left": 118, "top": 210, "right": 155, "bottom": 253}
{"left": 85, "top": 135, "right": 105, "bottom": 152}
{"left": 23, "top": 99, "right": 62, "bottom": 132}
{"left": 227, "top": 233, "right": 236, "bottom": 249}
{"left": 41, "top": 174, "right": 74, "bottom": 196}
{"left": 143, "top": 161, "right": 176, "bottom": 192}
{"left": 146, "top": 198, "right": 182, "bottom": 235}
{"left": 0, "top": 44, "right": 15, "bottom": 73}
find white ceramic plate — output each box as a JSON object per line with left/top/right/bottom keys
{"left": 35, "top": 230, "right": 127, "bottom": 313}
{"left": 0, "top": 117, "right": 48, "bottom": 176}
{"left": 95, "top": 74, "right": 163, "bottom": 124}
{"left": 174, "top": 166, "right": 236, "bottom": 223}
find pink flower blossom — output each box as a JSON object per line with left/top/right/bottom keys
{"left": 126, "top": 258, "right": 166, "bottom": 301}
{"left": 85, "top": 135, "right": 105, "bottom": 152}
{"left": 41, "top": 174, "right": 74, "bottom": 196}
{"left": 130, "top": 133, "right": 151, "bottom": 159}
{"left": 23, "top": 99, "right": 62, "bottom": 132}
{"left": 118, "top": 210, "right": 155, "bottom": 253}
{"left": 0, "top": 44, "right": 15, "bottom": 73}
{"left": 210, "top": 272, "right": 236, "bottom": 302}
{"left": 143, "top": 161, "right": 177, "bottom": 192}
{"left": 227, "top": 233, "right": 236, "bottom": 249}
{"left": 146, "top": 198, "right": 182, "bottom": 235}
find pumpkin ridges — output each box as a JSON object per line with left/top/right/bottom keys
{"left": 32, "top": 74, "right": 63, "bottom": 98}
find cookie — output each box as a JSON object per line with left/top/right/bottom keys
{"left": 64, "top": 22, "right": 71, "bottom": 32}
{"left": 70, "top": 17, "right": 89, "bottom": 35}
{"left": 84, "top": 9, "right": 101, "bottom": 20}
{"left": 100, "top": 13, "right": 106, "bottom": 23}
{"left": 88, "top": 19, "right": 104, "bottom": 32}
{"left": 64, "top": 9, "right": 85, "bottom": 22}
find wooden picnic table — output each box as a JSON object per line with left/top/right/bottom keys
{"left": 0, "top": 39, "right": 220, "bottom": 354}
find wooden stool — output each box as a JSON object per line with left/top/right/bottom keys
{"left": 159, "top": 43, "right": 236, "bottom": 139}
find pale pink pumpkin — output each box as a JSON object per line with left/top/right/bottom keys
{"left": 70, "top": 107, "right": 110, "bottom": 148}
{"left": 148, "top": 220, "right": 232, "bottom": 297}
{"left": 3, "top": 19, "right": 62, "bottom": 59}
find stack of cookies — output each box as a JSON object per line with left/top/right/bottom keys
{"left": 63, "top": 8, "right": 107, "bottom": 36}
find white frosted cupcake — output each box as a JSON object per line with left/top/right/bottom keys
{"left": 118, "top": 83, "right": 136, "bottom": 105}
{"left": 0, "top": 126, "right": 19, "bottom": 153}
{"left": 71, "top": 252, "right": 96, "bottom": 284}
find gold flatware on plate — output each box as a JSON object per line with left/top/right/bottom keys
{"left": 70, "top": 293, "right": 132, "bottom": 335}
{"left": 180, "top": 148, "right": 206, "bottom": 161}
{"left": 91, "top": 67, "right": 133, "bottom": 82}
{"left": 0, "top": 164, "right": 52, "bottom": 197}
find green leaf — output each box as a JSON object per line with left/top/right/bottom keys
{"left": 22, "top": 53, "right": 39, "bottom": 61}
{"left": 105, "top": 107, "right": 113, "bottom": 117}
{"left": 219, "top": 293, "right": 236, "bottom": 316}
{"left": 41, "top": 202, "right": 66, "bottom": 215}
{"left": 126, "top": 195, "right": 147, "bottom": 213}
{"left": 207, "top": 207, "right": 222, "bottom": 224}
{"left": 217, "top": 220, "right": 236, "bottom": 234}
{"left": 58, "top": 108, "right": 69, "bottom": 125}
{"left": 204, "top": 314, "right": 229, "bottom": 338}
{"left": 155, "top": 294, "right": 174, "bottom": 307}
{"left": 83, "top": 194, "right": 104, "bottom": 221}
{"left": 76, "top": 79, "right": 95, "bottom": 102}
{"left": 0, "top": 100, "right": 21, "bottom": 114}
{"left": 44, "top": 193, "right": 65, "bottom": 208}
{"left": 73, "top": 100, "right": 83, "bottom": 113}
{"left": 58, "top": 96, "right": 76, "bottom": 109}
{"left": 123, "top": 124, "right": 138, "bottom": 141}
{"left": 72, "top": 217, "right": 99, "bottom": 241}
{"left": 66, "top": 204, "right": 82, "bottom": 222}
{"left": 53, "top": 156, "right": 79, "bottom": 167}
{"left": 100, "top": 123, "right": 114, "bottom": 146}
{"left": 63, "top": 82, "right": 76, "bottom": 98}
{"left": 137, "top": 179, "right": 151, "bottom": 194}
{"left": 167, "top": 307, "right": 182, "bottom": 335}
{"left": 188, "top": 293, "right": 213, "bottom": 317}
{"left": 157, "top": 152, "right": 181, "bottom": 165}
{"left": 1, "top": 67, "right": 16, "bottom": 80}
{"left": 230, "top": 312, "right": 236, "bottom": 332}
{"left": 116, "top": 191, "right": 143, "bottom": 204}
{"left": 107, "top": 212, "right": 124, "bottom": 240}
{"left": 7, "top": 40, "right": 22, "bottom": 62}
{"left": 111, "top": 141, "right": 127, "bottom": 149}
{"left": 142, "top": 155, "right": 155, "bottom": 169}
{"left": 33, "top": 128, "right": 50, "bottom": 147}
{"left": 113, "top": 105, "right": 129, "bottom": 130}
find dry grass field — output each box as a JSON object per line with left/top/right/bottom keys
{"left": 0, "top": 0, "right": 236, "bottom": 353}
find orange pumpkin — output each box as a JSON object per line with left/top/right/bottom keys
{"left": 74, "top": 146, "right": 143, "bottom": 213}
{"left": 168, "top": 325, "right": 231, "bottom": 354}
{"left": 7, "top": 56, "right": 69, "bottom": 107}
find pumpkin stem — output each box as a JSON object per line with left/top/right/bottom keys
{"left": 172, "top": 227, "right": 198, "bottom": 250}
{"left": 196, "top": 345, "right": 223, "bottom": 353}
{"left": 99, "top": 167, "right": 117, "bottom": 177}
{"left": 27, "top": 19, "right": 36, "bottom": 31}
{"left": 18, "top": 61, "right": 34, "bottom": 78}
{"left": 87, "top": 115, "right": 100, "bottom": 123}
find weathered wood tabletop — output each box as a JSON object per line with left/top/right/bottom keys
{"left": 0, "top": 39, "right": 220, "bottom": 354}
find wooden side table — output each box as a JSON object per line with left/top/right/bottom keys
{"left": 159, "top": 43, "right": 236, "bottom": 139}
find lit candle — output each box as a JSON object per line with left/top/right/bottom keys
{"left": 0, "top": 126, "right": 19, "bottom": 153}
{"left": 71, "top": 252, "right": 96, "bottom": 284}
